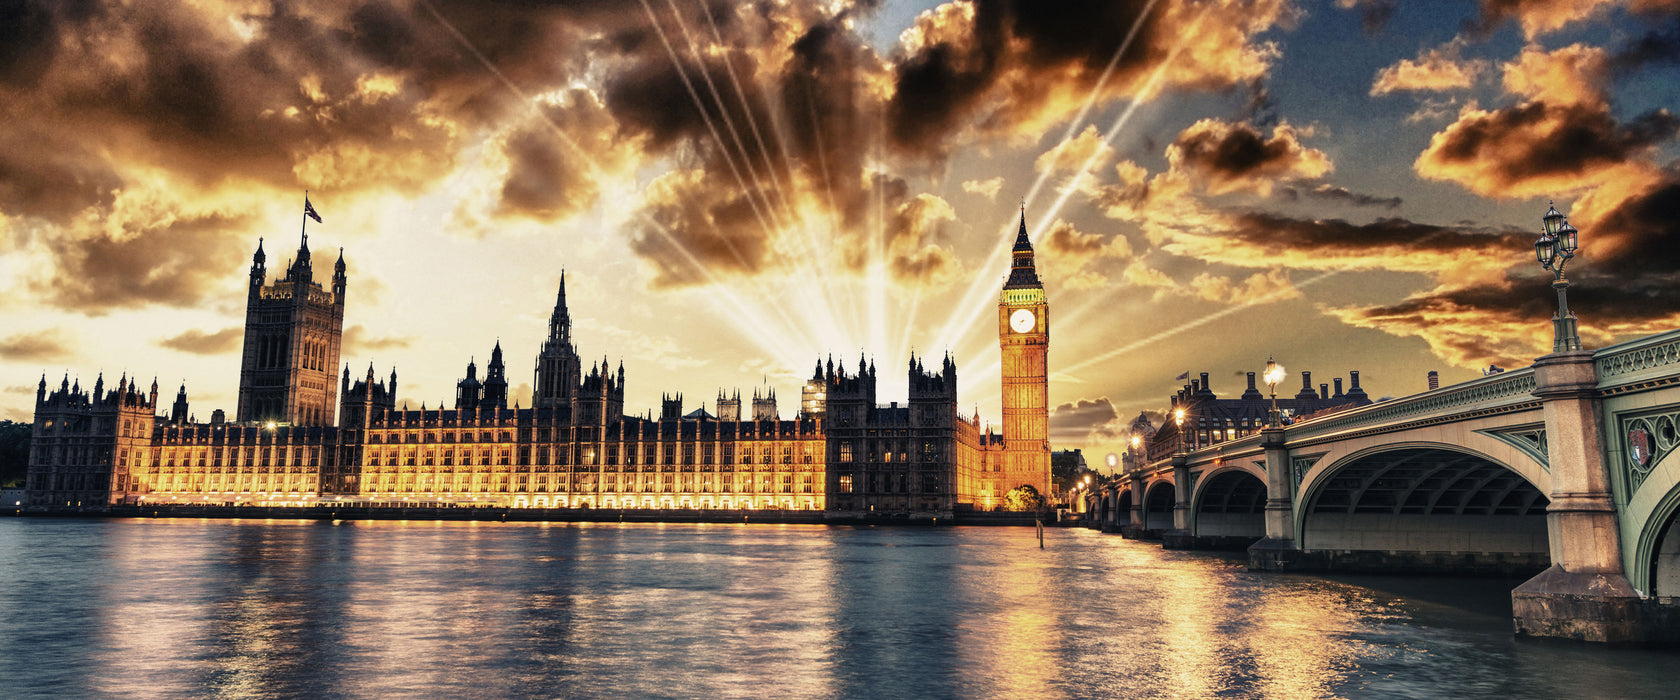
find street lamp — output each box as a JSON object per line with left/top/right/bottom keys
{"left": 1263, "top": 357, "right": 1286, "bottom": 428}
{"left": 1174, "top": 407, "right": 1187, "bottom": 454}
{"left": 1534, "top": 202, "right": 1582, "bottom": 353}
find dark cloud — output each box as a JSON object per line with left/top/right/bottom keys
{"left": 1279, "top": 184, "right": 1403, "bottom": 209}
{"left": 1611, "top": 15, "right": 1680, "bottom": 73}
{"left": 628, "top": 169, "right": 772, "bottom": 289}
{"left": 158, "top": 327, "right": 242, "bottom": 355}
{"left": 1465, "top": 0, "right": 1609, "bottom": 38}
{"left": 1416, "top": 102, "right": 1679, "bottom": 197}
{"left": 1353, "top": 0, "right": 1397, "bottom": 34}
{"left": 1336, "top": 167, "right": 1680, "bottom": 366}
{"left": 31, "top": 209, "right": 251, "bottom": 313}
{"left": 1581, "top": 169, "right": 1680, "bottom": 278}
{"left": 886, "top": 0, "right": 1287, "bottom": 156}
{"left": 0, "top": 329, "right": 71, "bottom": 362}
{"left": 0, "top": 0, "right": 640, "bottom": 224}
{"left": 497, "top": 89, "right": 632, "bottom": 222}
{"left": 1228, "top": 212, "right": 1529, "bottom": 254}
{"left": 1168, "top": 119, "right": 1329, "bottom": 194}
{"left": 343, "top": 324, "right": 413, "bottom": 357}
{"left": 1050, "top": 397, "right": 1123, "bottom": 443}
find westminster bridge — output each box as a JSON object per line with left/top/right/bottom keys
{"left": 1084, "top": 330, "right": 1680, "bottom": 644}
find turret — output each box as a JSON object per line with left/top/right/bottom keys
{"left": 457, "top": 358, "right": 482, "bottom": 410}
{"left": 482, "top": 342, "right": 508, "bottom": 409}
{"left": 333, "top": 247, "right": 347, "bottom": 301}
{"left": 36, "top": 373, "right": 46, "bottom": 405}
{"left": 249, "top": 238, "right": 267, "bottom": 297}
{"left": 172, "top": 383, "right": 189, "bottom": 425}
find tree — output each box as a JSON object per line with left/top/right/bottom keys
{"left": 0, "top": 420, "right": 31, "bottom": 488}
{"left": 1003, "top": 484, "right": 1046, "bottom": 512}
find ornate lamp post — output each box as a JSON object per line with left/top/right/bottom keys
{"left": 1534, "top": 202, "right": 1582, "bottom": 353}
{"left": 1263, "top": 357, "right": 1286, "bottom": 428}
{"left": 1174, "top": 407, "right": 1186, "bottom": 454}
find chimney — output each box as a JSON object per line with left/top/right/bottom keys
{"left": 1242, "top": 372, "right": 1262, "bottom": 400}
{"left": 1347, "top": 371, "right": 1368, "bottom": 400}
{"left": 1427, "top": 371, "right": 1439, "bottom": 391}
{"left": 1296, "top": 371, "right": 1317, "bottom": 400}
{"left": 1191, "top": 379, "right": 1200, "bottom": 394}
{"left": 1199, "top": 372, "right": 1212, "bottom": 397}
{"left": 1333, "top": 378, "right": 1344, "bottom": 397}
{"left": 1321, "top": 383, "right": 1329, "bottom": 399}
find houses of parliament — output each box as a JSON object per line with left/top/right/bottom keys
{"left": 23, "top": 218, "right": 1054, "bottom": 515}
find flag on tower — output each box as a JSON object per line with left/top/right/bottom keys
{"left": 304, "top": 196, "right": 322, "bottom": 224}
{"left": 1175, "top": 371, "right": 1189, "bottom": 380}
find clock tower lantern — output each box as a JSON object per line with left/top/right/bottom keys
{"left": 999, "top": 209, "right": 1051, "bottom": 500}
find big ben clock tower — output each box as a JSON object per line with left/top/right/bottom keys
{"left": 999, "top": 209, "right": 1051, "bottom": 498}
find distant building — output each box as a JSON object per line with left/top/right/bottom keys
{"left": 1143, "top": 370, "right": 1373, "bottom": 463}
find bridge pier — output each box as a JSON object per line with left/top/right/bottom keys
{"left": 1161, "top": 456, "right": 1195, "bottom": 549}
{"left": 1513, "top": 351, "right": 1655, "bottom": 644}
{"left": 1248, "top": 426, "right": 1302, "bottom": 569}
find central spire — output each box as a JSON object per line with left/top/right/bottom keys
{"left": 1004, "top": 206, "right": 1042, "bottom": 289}
{"left": 549, "top": 271, "right": 571, "bottom": 342}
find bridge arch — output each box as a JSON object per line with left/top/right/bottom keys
{"left": 1296, "top": 443, "right": 1550, "bottom": 573}
{"left": 1116, "top": 486, "right": 1134, "bottom": 527}
{"left": 1190, "top": 465, "right": 1266, "bottom": 540}
{"left": 1627, "top": 441, "right": 1680, "bottom": 596}
{"left": 1143, "top": 480, "right": 1175, "bottom": 531}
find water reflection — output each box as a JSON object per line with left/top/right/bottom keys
{"left": 0, "top": 519, "right": 1675, "bottom": 699}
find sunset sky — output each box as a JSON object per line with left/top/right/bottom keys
{"left": 1, "top": 0, "right": 1676, "bottom": 466}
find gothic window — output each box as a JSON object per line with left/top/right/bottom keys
{"left": 839, "top": 443, "right": 852, "bottom": 462}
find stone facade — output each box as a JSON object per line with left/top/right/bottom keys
{"left": 24, "top": 219, "right": 1060, "bottom": 513}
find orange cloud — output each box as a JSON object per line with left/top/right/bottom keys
{"left": 1414, "top": 43, "right": 1677, "bottom": 199}
{"left": 1040, "top": 218, "right": 1131, "bottom": 290}
{"left": 1370, "top": 42, "right": 1488, "bottom": 95}
{"left": 1034, "top": 125, "right": 1115, "bottom": 174}
{"left": 962, "top": 177, "right": 1004, "bottom": 200}
{"left": 1470, "top": 0, "right": 1623, "bottom": 39}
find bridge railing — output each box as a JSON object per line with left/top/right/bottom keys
{"left": 1120, "top": 367, "right": 1545, "bottom": 480}
{"left": 1284, "top": 367, "right": 1539, "bottom": 443}
{"left": 1116, "top": 328, "right": 1680, "bottom": 481}
{"left": 1594, "top": 328, "right": 1680, "bottom": 390}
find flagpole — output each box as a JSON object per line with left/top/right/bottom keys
{"left": 300, "top": 190, "right": 309, "bottom": 248}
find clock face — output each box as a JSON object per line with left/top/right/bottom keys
{"left": 1010, "top": 308, "right": 1036, "bottom": 333}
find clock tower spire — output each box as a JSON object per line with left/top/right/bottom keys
{"left": 999, "top": 208, "right": 1051, "bottom": 500}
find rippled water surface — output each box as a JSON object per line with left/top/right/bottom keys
{"left": 0, "top": 518, "right": 1673, "bottom": 699}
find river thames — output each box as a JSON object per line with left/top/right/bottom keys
{"left": 0, "top": 518, "right": 1673, "bottom": 699}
